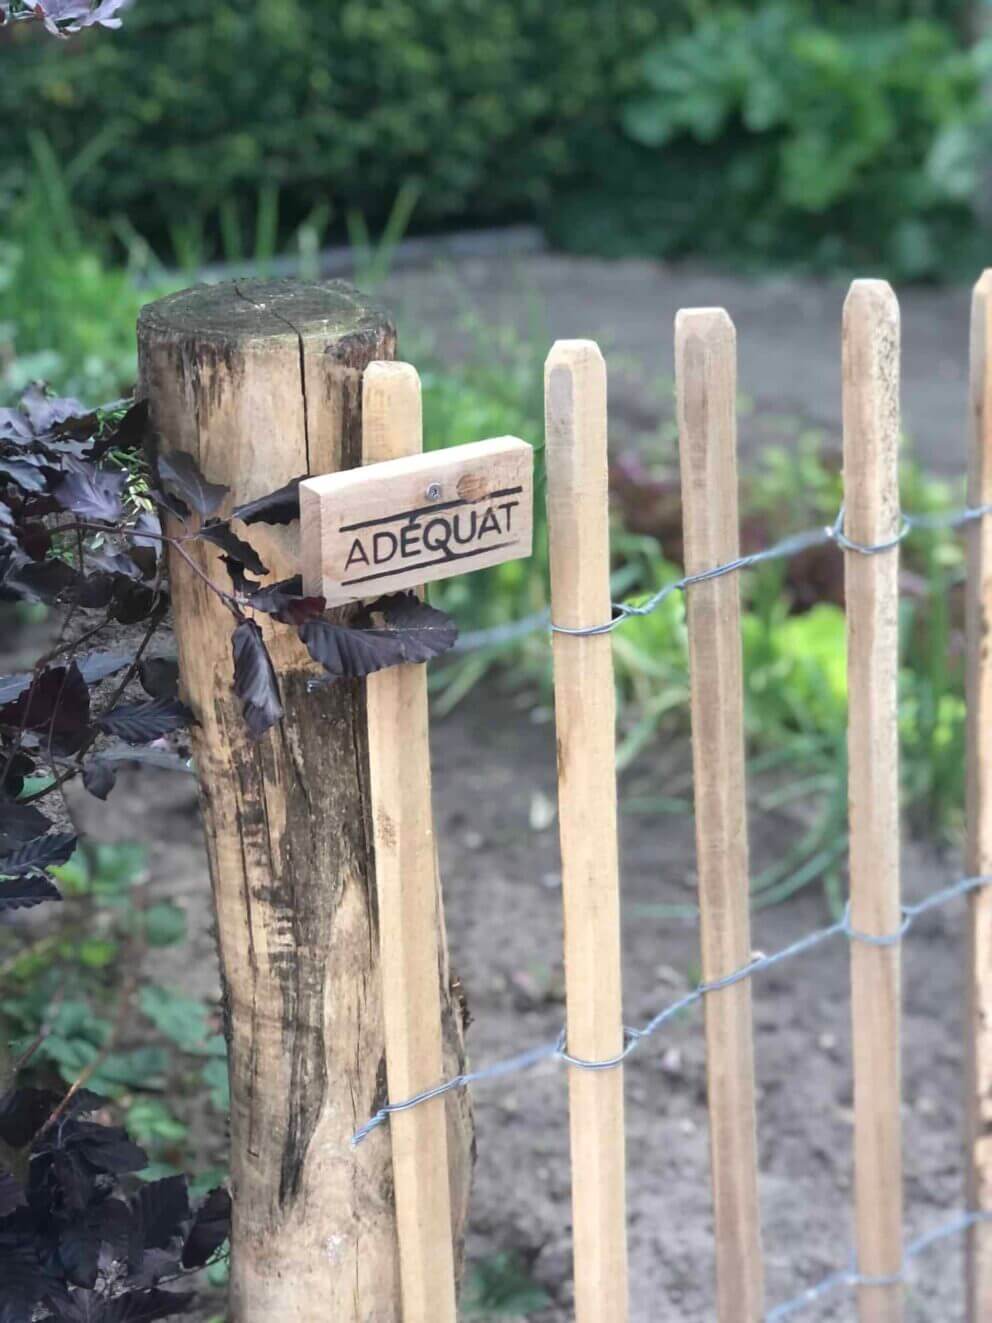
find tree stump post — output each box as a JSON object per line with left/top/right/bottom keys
{"left": 137, "top": 279, "right": 473, "bottom": 1322}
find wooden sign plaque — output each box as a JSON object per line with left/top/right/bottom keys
{"left": 300, "top": 436, "right": 533, "bottom": 606}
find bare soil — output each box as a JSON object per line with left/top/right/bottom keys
{"left": 65, "top": 691, "right": 971, "bottom": 1323}
{"left": 385, "top": 251, "right": 974, "bottom": 478}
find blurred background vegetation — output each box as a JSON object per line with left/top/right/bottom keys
{"left": 2, "top": 0, "right": 991, "bottom": 283}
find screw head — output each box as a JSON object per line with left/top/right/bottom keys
{"left": 425, "top": 483, "right": 442, "bottom": 501}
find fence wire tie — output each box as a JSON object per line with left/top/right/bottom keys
{"left": 554, "top": 1025, "right": 642, "bottom": 1071}
{"left": 519, "top": 500, "right": 992, "bottom": 645}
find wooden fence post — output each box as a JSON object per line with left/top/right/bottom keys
{"left": 842, "top": 279, "right": 904, "bottom": 1323}
{"left": 137, "top": 279, "right": 473, "bottom": 1323}
{"left": 966, "top": 268, "right": 992, "bottom": 1322}
{"left": 356, "top": 362, "right": 458, "bottom": 1323}
{"left": 674, "top": 309, "right": 765, "bottom": 1322}
{"left": 545, "top": 340, "right": 629, "bottom": 1323}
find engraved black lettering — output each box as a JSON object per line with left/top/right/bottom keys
{"left": 478, "top": 506, "right": 501, "bottom": 538}
{"left": 423, "top": 518, "right": 452, "bottom": 553}
{"left": 373, "top": 530, "right": 399, "bottom": 564}
{"left": 400, "top": 523, "right": 422, "bottom": 559}
{"left": 344, "top": 537, "right": 369, "bottom": 569}
{"left": 451, "top": 510, "right": 478, "bottom": 546}
{"left": 499, "top": 500, "right": 519, "bottom": 533}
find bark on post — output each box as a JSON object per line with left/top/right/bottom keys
{"left": 137, "top": 279, "right": 473, "bottom": 1322}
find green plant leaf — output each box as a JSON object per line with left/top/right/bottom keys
{"left": 144, "top": 901, "right": 187, "bottom": 947}
{"left": 139, "top": 985, "right": 211, "bottom": 1054}
{"left": 462, "top": 1252, "right": 551, "bottom": 1318}
{"left": 201, "top": 1059, "right": 230, "bottom": 1113}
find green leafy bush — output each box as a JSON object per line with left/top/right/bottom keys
{"left": 548, "top": 5, "right": 990, "bottom": 277}
{"left": 2, "top": 2, "right": 988, "bottom": 274}
{"left": 0, "top": 0, "right": 669, "bottom": 255}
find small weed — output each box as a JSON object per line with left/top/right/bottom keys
{"left": 462, "top": 1252, "right": 552, "bottom": 1319}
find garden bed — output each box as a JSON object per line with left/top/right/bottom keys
{"left": 58, "top": 685, "right": 970, "bottom": 1322}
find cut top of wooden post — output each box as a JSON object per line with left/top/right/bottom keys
{"left": 300, "top": 436, "right": 533, "bottom": 604}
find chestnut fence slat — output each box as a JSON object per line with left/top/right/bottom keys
{"left": 967, "top": 270, "right": 992, "bottom": 1323}
{"left": 842, "top": 280, "right": 905, "bottom": 1323}
{"left": 545, "top": 339, "right": 629, "bottom": 1323}
{"left": 675, "top": 308, "right": 765, "bottom": 1322}
{"left": 358, "top": 362, "right": 458, "bottom": 1323}
{"left": 276, "top": 273, "right": 992, "bottom": 1320}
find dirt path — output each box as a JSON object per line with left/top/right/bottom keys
{"left": 385, "top": 253, "right": 974, "bottom": 480}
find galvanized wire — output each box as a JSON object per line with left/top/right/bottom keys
{"left": 359, "top": 498, "right": 992, "bottom": 1318}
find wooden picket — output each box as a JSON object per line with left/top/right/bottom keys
{"left": 545, "top": 340, "right": 630, "bottom": 1322}
{"left": 966, "top": 269, "right": 992, "bottom": 1322}
{"left": 316, "top": 276, "right": 992, "bottom": 1322}
{"left": 842, "top": 281, "right": 904, "bottom": 1323}
{"left": 361, "top": 362, "right": 458, "bottom": 1323}
{"left": 674, "top": 309, "right": 765, "bottom": 1322}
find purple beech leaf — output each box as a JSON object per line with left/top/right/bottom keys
{"left": 220, "top": 554, "right": 262, "bottom": 596}
{"left": 365, "top": 593, "right": 459, "bottom": 662}
{"left": 97, "top": 698, "right": 193, "bottom": 746}
{"left": 0, "top": 661, "right": 90, "bottom": 745}
{"left": 111, "top": 579, "right": 164, "bottom": 626}
{"left": 0, "top": 801, "right": 48, "bottom": 847}
{"left": 0, "top": 1170, "right": 25, "bottom": 1217}
{"left": 20, "top": 521, "right": 52, "bottom": 561}
{"left": 88, "top": 399, "right": 148, "bottom": 460}
{"left": 0, "top": 648, "right": 137, "bottom": 704}
{"left": 0, "top": 408, "right": 33, "bottom": 444}
{"left": 54, "top": 457, "right": 126, "bottom": 522}
{"left": 1, "top": 750, "right": 34, "bottom": 798}
{"left": 299, "top": 617, "right": 406, "bottom": 679}
{"left": 156, "top": 451, "right": 228, "bottom": 518}
{"left": 0, "top": 457, "right": 48, "bottom": 493}
{"left": 86, "top": 546, "right": 142, "bottom": 580}
{"left": 0, "top": 833, "right": 77, "bottom": 879}
{"left": 130, "top": 510, "right": 162, "bottom": 548}
{"left": 246, "top": 575, "right": 324, "bottom": 624}
{"left": 299, "top": 593, "right": 457, "bottom": 681}
{"left": 5, "top": 555, "right": 80, "bottom": 604}
{"left": 195, "top": 520, "right": 268, "bottom": 577}
{"left": 70, "top": 572, "right": 117, "bottom": 610}
{"left": 181, "top": 1186, "right": 231, "bottom": 1269}
{"left": 77, "top": 650, "right": 135, "bottom": 687}
{"left": 0, "top": 1086, "right": 62, "bottom": 1145}
{"left": 137, "top": 1175, "right": 190, "bottom": 1251}
{"left": 231, "top": 475, "right": 305, "bottom": 526}
{"left": 138, "top": 657, "right": 179, "bottom": 702}
{"left": 0, "top": 665, "right": 32, "bottom": 701}
{"left": 81, "top": 758, "right": 116, "bottom": 800}
{"left": 20, "top": 386, "right": 86, "bottom": 435}
{"left": 231, "top": 618, "right": 283, "bottom": 738}
{"left": 152, "top": 487, "right": 190, "bottom": 522}
{"left": 0, "top": 873, "right": 63, "bottom": 909}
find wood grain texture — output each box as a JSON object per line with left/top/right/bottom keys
{"left": 842, "top": 279, "right": 904, "bottom": 1323}
{"left": 545, "top": 340, "right": 629, "bottom": 1323}
{"left": 966, "top": 270, "right": 992, "bottom": 1323}
{"left": 674, "top": 308, "right": 764, "bottom": 1323}
{"left": 137, "top": 280, "right": 472, "bottom": 1323}
{"left": 358, "top": 362, "right": 457, "bottom": 1323}
{"left": 300, "top": 435, "right": 532, "bottom": 605}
